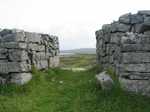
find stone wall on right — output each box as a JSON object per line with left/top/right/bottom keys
{"left": 96, "top": 10, "right": 150, "bottom": 96}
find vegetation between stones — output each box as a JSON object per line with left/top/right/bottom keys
{"left": 0, "top": 54, "right": 149, "bottom": 112}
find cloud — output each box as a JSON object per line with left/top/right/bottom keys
{"left": 0, "top": 0, "right": 150, "bottom": 50}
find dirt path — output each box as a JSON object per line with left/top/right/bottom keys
{"left": 61, "top": 67, "right": 87, "bottom": 72}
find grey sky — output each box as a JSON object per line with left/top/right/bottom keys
{"left": 0, "top": 0, "right": 149, "bottom": 50}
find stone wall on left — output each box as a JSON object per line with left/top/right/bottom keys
{"left": 0, "top": 29, "right": 59, "bottom": 85}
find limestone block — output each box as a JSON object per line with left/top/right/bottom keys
{"left": 98, "top": 49, "right": 106, "bottom": 57}
{"left": 144, "top": 31, "right": 150, "bottom": 35}
{"left": 122, "top": 53, "right": 150, "bottom": 63}
{"left": 119, "top": 77, "right": 150, "bottom": 96}
{"left": 0, "top": 62, "right": 31, "bottom": 74}
{"left": 130, "top": 14, "right": 144, "bottom": 24}
{"left": 1, "top": 31, "right": 26, "bottom": 42}
{"left": 95, "top": 30, "right": 103, "bottom": 40}
{"left": 121, "top": 33, "right": 150, "bottom": 44}
{"left": 25, "top": 32, "right": 42, "bottom": 43}
{"left": 0, "top": 48, "right": 8, "bottom": 59}
{"left": 144, "top": 17, "right": 150, "bottom": 25}
{"left": 106, "top": 44, "right": 119, "bottom": 55}
{"left": 45, "top": 52, "right": 53, "bottom": 57}
{"left": 121, "top": 32, "right": 138, "bottom": 44}
{"left": 111, "top": 22, "right": 131, "bottom": 33}
{"left": 41, "top": 34, "right": 52, "bottom": 45}
{"left": 8, "top": 49, "right": 28, "bottom": 61}
{"left": 102, "top": 24, "right": 111, "bottom": 33}
{"left": 0, "top": 60, "right": 8, "bottom": 62}
{"left": 33, "top": 52, "right": 48, "bottom": 61}
{"left": 55, "top": 50, "right": 60, "bottom": 56}
{"left": 28, "top": 43, "right": 45, "bottom": 52}
{"left": 133, "top": 23, "right": 143, "bottom": 33}
{"left": 0, "top": 42, "right": 27, "bottom": 49}
{"left": 35, "top": 60, "right": 48, "bottom": 70}
{"left": 119, "top": 14, "right": 143, "bottom": 24}
{"left": 48, "top": 56, "right": 59, "bottom": 67}
{"left": 0, "top": 77, "right": 6, "bottom": 84}
{"left": 110, "top": 33, "right": 123, "bottom": 44}
{"left": 0, "top": 29, "right": 12, "bottom": 37}
{"left": 140, "top": 35, "right": 150, "bottom": 44}
{"left": 119, "top": 13, "right": 131, "bottom": 24}
{"left": 121, "top": 44, "right": 150, "bottom": 52}
{"left": 120, "top": 72, "right": 150, "bottom": 80}
{"left": 119, "top": 64, "right": 150, "bottom": 72}
{"left": 138, "top": 10, "right": 150, "bottom": 16}
{"left": 139, "top": 24, "right": 150, "bottom": 33}
{"left": 10, "top": 73, "right": 32, "bottom": 85}
{"left": 109, "top": 55, "right": 114, "bottom": 64}
{"left": 96, "top": 71, "right": 114, "bottom": 90}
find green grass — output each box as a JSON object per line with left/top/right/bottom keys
{"left": 0, "top": 68, "right": 150, "bottom": 112}
{"left": 60, "top": 54, "right": 96, "bottom": 68}
{"left": 0, "top": 54, "right": 150, "bottom": 112}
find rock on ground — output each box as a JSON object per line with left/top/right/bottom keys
{"left": 96, "top": 71, "right": 114, "bottom": 90}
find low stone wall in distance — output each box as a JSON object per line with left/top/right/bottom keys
{"left": 96, "top": 10, "right": 150, "bottom": 96}
{"left": 0, "top": 29, "right": 59, "bottom": 85}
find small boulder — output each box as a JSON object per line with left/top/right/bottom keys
{"left": 110, "top": 22, "right": 131, "bottom": 33}
{"left": 119, "top": 13, "right": 131, "bottom": 24}
{"left": 0, "top": 77, "right": 6, "bottom": 84}
{"left": 96, "top": 71, "right": 114, "bottom": 90}
{"left": 138, "top": 10, "right": 150, "bottom": 16}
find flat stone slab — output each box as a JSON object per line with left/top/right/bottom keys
{"left": 10, "top": 73, "right": 32, "bottom": 85}
{"left": 121, "top": 44, "right": 150, "bottom": 52}
{"left": 1, "top": 31, "right": 26, "bottom": 42}
{"left": 122, "top": 53, "right": 150, "bottom": 63}
{"left": 138, "top": 10, "right": 150, "bottom": 16}
{"left": 25, "top": 32, "right": 42, "bottom": 44}
{"left": 119, "top": 64, "right": 150, "bottom": 72}
{"left": 119, "top": 77, "right": 150, "bottom": 96}
{"left": 0, "top": 62, "right": 31, "bottom": 74}
{"left": 8, "top": 49, "right": 29, "bottom": 61}
{"left": 35, "top": 60, "right": 48, "bottom": 70}
{"left": 120, "top": 72, "right": 150, "bottom": 80}
{"left": 28, "top": 43, "right": 45, "bottom": 52}
{"left": 0, "top": 42, "right": 27, "bottom": 49}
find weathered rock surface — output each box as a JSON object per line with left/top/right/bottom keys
{"left": 10, "top": 73, "right": 32, "bottom": 85}
{"left": 96, "top": 71, "right": 114, "bottom": 90}
{"left": 96, "top": 10, "right": 150, "bottom": 96}
{"left": 0, "top": 29, "right": 59, "bottom": 85}
{"left": 119, "top": 78, "right": 150, "bottom": 96}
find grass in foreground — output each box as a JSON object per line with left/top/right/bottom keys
{"left": 0, "top": 68, "right": 150, "bottom": 112}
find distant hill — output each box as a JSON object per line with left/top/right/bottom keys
{"left": 60, "top": 48, "right": 96, "bottom": 55}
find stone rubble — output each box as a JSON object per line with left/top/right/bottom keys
{"left": 0, "top": 29, "right": 59, "bottom": 85}
{"left": 96, "top": 71, "right": 114, "bottom": 90}
{"left": 96, "top": 10, "right": 150, "bottom": 96}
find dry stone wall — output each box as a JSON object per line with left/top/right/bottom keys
{"left": 96, "top": 10, "right": 150, "bottom": 96}
{"left": 0, "top": 29, "right": 59, "bottom": 85}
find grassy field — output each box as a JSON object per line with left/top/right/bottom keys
{"left": 60, "top": 54, "right": 96, "bottom": 69}
{"left": 0, "top": 54, "right": 150, "bottom": 112}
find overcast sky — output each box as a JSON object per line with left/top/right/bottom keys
{"left": 0, "top": 0, "right": 149, "bottom": 50}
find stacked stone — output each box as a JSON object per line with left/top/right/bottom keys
{"left": 0, "top": 29, "right": 59, "bottom": 85}
{"left": 96, "top": 10, "right": 150, "bottom": 96}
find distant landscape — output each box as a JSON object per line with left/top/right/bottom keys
{"left": 60, "top": 48, "right": 96, "bottom": 55}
